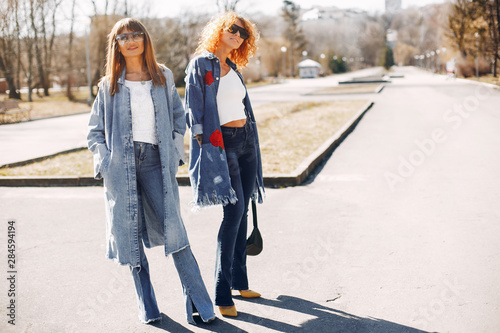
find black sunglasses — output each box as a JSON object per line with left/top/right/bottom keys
{"left": 227, "top": 24, "right": 249, "bottom": 40}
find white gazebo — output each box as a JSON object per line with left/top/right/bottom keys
{"left": 298, "top": 59, "right": 322, "bottom": 78}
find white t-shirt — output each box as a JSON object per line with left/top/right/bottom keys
{"left": 124, "top": 80, "right": 158, "bottom": 144}
{"left": 216, "top": 68, "right": 247, "bottom": 126}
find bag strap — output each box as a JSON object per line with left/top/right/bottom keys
{"left": 251, "top": 199, "right": 258, "bottom": 229}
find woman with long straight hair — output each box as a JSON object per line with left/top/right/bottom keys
{"left": 87, "top": 17, "right": 215, "bottom": 325}
{"left": 185, "top": 12, "right": 265, "bottom": 317}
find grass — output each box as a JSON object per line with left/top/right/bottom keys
{"left": 308, "top": 84, "right": 382, "bottom": 95}
{"left": 1, "top": 89, "right": 91, "bottom": 124}
{"left": 460, "top": 74, "right": 500, "bottom": 86}
{"left": 0, "top": 100, "right": 369, "bottom": 177}
{"left": 256, "top": 100, "right": 367, "bottom": 174}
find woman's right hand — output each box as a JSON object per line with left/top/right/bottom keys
{"left": 195, "top": 134, "right": 203, "bottom": 147}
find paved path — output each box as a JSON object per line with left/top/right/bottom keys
{"left": 0, "top": 113, "right": 89, "bottom": 166}
{"left": 1, "top": 67, "right": 500, "bottom": 332}
{"left": 0, "top": 67, "right": 382, "bottom": 167}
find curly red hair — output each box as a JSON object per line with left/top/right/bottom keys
{"left": 195, "top": 12, "right": 259, "bottom": 69}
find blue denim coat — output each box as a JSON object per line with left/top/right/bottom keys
{"left": 87, "top": 66, "right": 189, "bottom": 267}
{"left": 184, "top": 51, "right": 265, "bottom": 208}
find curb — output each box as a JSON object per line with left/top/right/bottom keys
{"left": 339, "top": 80, "right": 391, "bottom": 85}
{"left": 0, "top": 102, "right": 374, "bottom": 187}
{"left": 305, "top": 84, "right": 384, "bottom": 96}
{"left": 262, "top": 100, "right": 373, "bottom": 187}
{"left": 0, "top": 147, "right": 88, "bottom": 169}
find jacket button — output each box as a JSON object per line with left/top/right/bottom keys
{"left": 216, "top": 77, "right": 219, "bottom": 80}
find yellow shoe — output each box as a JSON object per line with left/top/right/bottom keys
{"left": 219, "top": 305, "right": 237, "bottom": 317}
{"left": 239, "top": 289, "right": 261, "bottom": 298}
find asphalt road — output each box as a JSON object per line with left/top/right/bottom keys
{"left": 1, "top": 67, "right": 499, "bottom": 332}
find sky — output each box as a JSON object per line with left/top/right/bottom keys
{"left": 148, "top": 0, "right": 450, "bottom": 18}
{"left": 68, "top": 0, "right": 449, "bottom": 34}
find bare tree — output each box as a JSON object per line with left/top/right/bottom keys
{"left": 447, "top": 0, "right": 480, "bottom": 59}
{"left": 66, "top": 0, "right": 76, "bottom": 100}
{"left": 216, "top": 0, "right": 240, "bottom": 12}
{"left": 282, "top": 0, "right": 306, "bottom": 77}
{"left": 0, "top": 0, "right": 22, "bottom": 99}
{"left": 475, "top": 0, "right": 500, "bottom": 76}
{"left": 358, "top": 18, "right": 385, "bottom": 67}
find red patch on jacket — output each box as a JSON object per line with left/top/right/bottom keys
{"left": 210, "top": 129, "right": 225, "bottom": 152}
{"left": 204, "top": 71, "right": 214, "bottom": 86}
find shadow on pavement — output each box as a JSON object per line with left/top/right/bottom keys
{"left": 147, "top": 295, "right": 432, "bottom": 332}
{"left": 151, "top": 312, "right": 244, "bottom": 332}
{"left": 230, "top": 295, "right": 433, "bottom": 333}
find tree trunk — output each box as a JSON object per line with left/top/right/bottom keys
{"left": 30, "top": 0, "right": 48, "bottom": 98}
{"left": 0, "top": 54, "right": 21, "bottom": 99}
{"left": 15, "top": 1, "right": 22, "bottom": 91}
{"left": 66, "top": 0, "right": 76, "bottom": 101}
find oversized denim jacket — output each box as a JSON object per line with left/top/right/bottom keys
{"left": 87, "top": 66, "right": 189, "bottom": 267}
{"left": 185, "top": 51, "right": 265, "bottom": 208}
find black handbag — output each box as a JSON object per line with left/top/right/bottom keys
{"left": 246, "top": 200, "right": 263, "bottom": 256}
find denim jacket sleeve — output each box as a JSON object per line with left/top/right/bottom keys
{"left": 87, "top": 84, "right": 110, "bottom": 180}
{"left": 184, "top": 58, "right": 205, "bottom": 137}
{"left": 164, "top": 68, "right": 187, "bottom": 165}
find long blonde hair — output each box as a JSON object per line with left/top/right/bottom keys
{"left": 195, "top": 12, "right": 259, "bottom": 69}
{"left": 103, "top": 18, "right": 165, "bottom": 95}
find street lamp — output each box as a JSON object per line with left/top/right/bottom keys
{"left": 302, "top": 50, "right": 308, "bottom": 58}
{"left": 281, "top": 46, "right": 287, "bottom": 77}
{"left": 475, "top": 32, "right": 479, "bottom": 79}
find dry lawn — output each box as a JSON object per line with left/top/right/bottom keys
{"left": 309, "top": 84, "right": 381, "bottom": 95}
{"left": 0, "top": 100, "right": 369, "bottom": 176}
{"left": 1, "top": 89, "right": 91, "bottom": 124}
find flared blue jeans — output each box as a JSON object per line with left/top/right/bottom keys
{"left": 215, "top": 123, "right": 258, "bottom": 306}
{"left": 130, "top": 142, "right": 215, "bottom": 324}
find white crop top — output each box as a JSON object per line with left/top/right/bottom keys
{"left": 124, "top": 80, "right": 158, "bottom": 144}
{"left": 216, "top": 68, "right": 247, "bottom": 126}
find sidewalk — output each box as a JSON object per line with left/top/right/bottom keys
{"left": 0, "top": 113, "right": 89, "bottom": 167}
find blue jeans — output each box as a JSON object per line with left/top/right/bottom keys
{"left": 215, "top": 123, "right": 258, "bottom": 306}
{"left": 130, "top": 142, "right": 215, "bottom": 324}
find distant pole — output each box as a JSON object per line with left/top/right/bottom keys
{"left": 475, "top": 32, "right": 479, "bottom": 79}
{"left": 281, "top": 46, "right": 287, "bottom": 77}
{"left": 86, "top": 28, "right": 92, "bottom": 105}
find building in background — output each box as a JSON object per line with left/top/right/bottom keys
{"left": 298, "top": 59, "right": 322, "bottom": 78}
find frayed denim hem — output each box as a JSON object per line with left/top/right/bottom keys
{"left": 189, "top": 188, "right": 238, "bottom": 212}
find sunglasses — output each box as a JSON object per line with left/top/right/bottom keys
{"left": 115, "top": 31, "right": 144, "bottom": 45}
{"left": 227, "top": 24, "right": 249, "bottom": 40}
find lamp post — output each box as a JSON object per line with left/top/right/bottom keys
{"left": 281, "top": 46, "right": 287, "bottom": 77}
{"left": 475, "top": 32, "right": 479, "bottom": 79}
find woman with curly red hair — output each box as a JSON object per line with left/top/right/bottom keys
{"left": 185, "top": 12, "right": 265, "bottom": 317}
